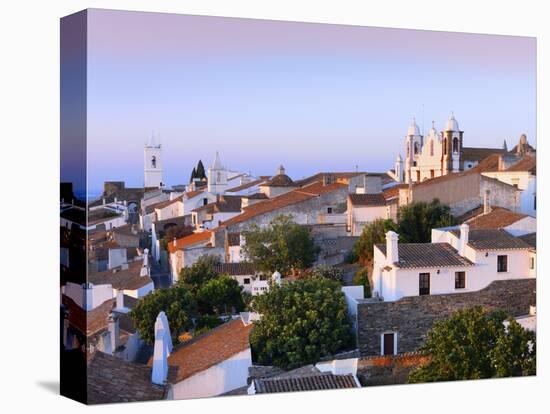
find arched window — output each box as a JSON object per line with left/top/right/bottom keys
{"left": 414, "top": 142, "right": 419, "bottom": 155}
{"left": 217, "top": 171, "right": 221, "bottom": 183}
{"left": 443, "top": 138, "right": 447, "bottom": 155}
{"left": 151, "top": 155, "right": 156, "bottom": 168}
{"left": 407, "top": 144, "right": 410, "bottom": 158}
{"left": 430, "top": 140, "right": 434, "bottom": 156}
{"left": 453, "top": 137, "right": 459, "bottom": 154}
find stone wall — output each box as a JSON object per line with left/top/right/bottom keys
{"left": 356, "top": 279, "right": 536, "bottom": 356}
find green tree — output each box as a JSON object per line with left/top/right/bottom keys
{"left": 397, "top": 199, "right": 457, "bottom": 243}
{"left": 160, "top": 224, "right": 194, "bottom": 251}
{"left": 353, "top": 218, "right": 397, "bottom": 265}
{"left": 194, "top": 314, "right": 225, "bottom": 336}
{"left": 178, "top": 254, "right": 220, "bottom": 292}
{"left": 196, "top": 275, "right": 246, "bottom": 315}
{"left": 196, "top": 160, "right": 206, "bottom": 180}
{"left": 305, "top": 265, "right": 344, "bottom": 283}
{"left": 242, "top": 214, "right": 320, "bottom": 275}
{"left": 129, "top": 285, "right": 195, "bottom": 345}
{"left": 352, "top": 267, "right": 371, "bottom": 297}
{"left": 250, "top": 278, "right": 354, "bottom": 370}
{"left": 408, "top": 307, "right": 536, "bottom": 383}
{"left": 190, "top": 166, "right": 197, "bottom": 183}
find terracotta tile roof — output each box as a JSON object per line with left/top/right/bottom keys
{"left": 469, "top": 153, "right": 502, "bottom": 173}
{"left": 62, "top": 294, "right": 114, "bottom": 337}
{"left": 383, "top": 184, "right": 408, "bottom": 200}
{"left": 260, "top": 174, "right": 296, "bottom": 187}
{"left": 217, "top": 181, "right": 347, "bottom": 229}
{"left": 349, "top": 193, "right": 386, "bottom": 206}
{"left": 253, "top": 373, "right": 358, "bottom": 393}
{"left": 151, "top": 195, "right": 184, "bottom": 210}
{"left": 185, "top": 189, "right": 205, "bottom": 199}
{"left": 161, "top": 318, "right": 252, "bottom": 383}
{"left": 213, "top": 262, "right": 257, "bottom": 276}
{"left": 87, "top": 351, "right": 174, "bottom": 404}
{"left": 507, "top": 155, "right": 536, "bottom": 174}
{"left": 375, "top": 242, "right": 474, "bottom": 269}
{"left": 88, "top": 261, "right": 153, "bottom": 291}
{"left": 293, "top": 172, "right": 367, "bottom": 187}
{"left": 226, "top": 179, "right": 266, "bottom": 193}
{"left": 449, "top": 228, "right": 531, "bottom": 250}
{"left": 167, "top": 230, "right": 212, "bottom": 254}
{"left": 192, "top": 195, "right": 243, "bottom": 214}
{"left": 465, "top": 207, "right": 528, "bottom": 230}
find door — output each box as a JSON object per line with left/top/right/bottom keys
{"left": 419, "top": 273, "right": 430, "bottom": 295}
{"left": 383, "top": 333, "right": 395, "bottom": 356}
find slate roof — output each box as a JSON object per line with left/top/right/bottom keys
{"left": 465, "top": 207, "right": 528, "bottom": 230}
{"left": 88, "top": 261, "right": 153, "bottom": 291}
{"left": 160, "top": 318, "right": 252, "bottom": 383}
{"left": 87, "top": 351, "right": 174, "bottom": 404}
{"left": 167, "top": 230, "right": 212, "bottom": 254}
{"left": 348, "top": 193, "right": 386, "bottom": 206}
{"left": 462, "top": 147, "right": 505, "bottom": 162}
{"left": 449, "top": 228, "right": 531, "bottom": 250}
{"left": 253, "top": 372, "right": 358, "bottom": 394}
{"left": 518, "top": 232, "right": 536, "bottom": 249}
{"left": 213, "top": 262, "right": 257, "bottom": 276}
{"left": 375, "top": 242, "right": 474, "bottom": 269}
{"left": 217, "top": 181, "right": 347, "bottom": 229}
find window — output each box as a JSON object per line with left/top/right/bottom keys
{"left": 151, "top": 155, "right": 156, "bottom": 168}
{"left": 203, "top": 198, "right": 208, "bottom": 206}
{"left": 455, "top": 271, "right": 466, "bottom": 289}
{"left": 327, "top": 207, "right": 333, "bottom": 214}
{"left": 534, "top": 195, "right": 536, "bottom": 210}
{"left": 443, "top": 138, "right": 447, "bottom": 155}
{"left": 414, "top": 142, "right": 419, "bottom": 155}
{"left": 419, "top": 273, "right": 430, "bottom": 295}
{"left": 382, "top": 332, "right": 396, "bottom": 356}
{"left": 243, "top": 278, "right": 250, "bottom": 285}
{"left": 453, "top": 137, "right": 459, "bottom": 153}
{"left": 530, "top": 257, "right": 535, "bottom": 270}
{"left": 497, "top": 255, "right": 508, "bottom": 272}
{"left": 430, "top": 169, "right": 435, "bottom": 179}
{"left": 430, "top": 140, "right": 434, "bottom": 156}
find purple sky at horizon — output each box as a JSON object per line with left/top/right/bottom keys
{"left": 85, "top": 9, "right": 536, "bottom": 194}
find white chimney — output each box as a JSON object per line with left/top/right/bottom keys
{"left": 459, "top": 223, "right": 469, "bottom": 256}
{"left": 152, "top": 312, "right": 172, "bottom": 385}
{"left": 108, "top": 313, "right": 120, "bottom": 354}
{"left": 483, "top": 189, "right": 491, "bottom": 215}
{"left": 143, "top": 248, "right": 149, "bottom": 267}
{"left": 173, "top": 237, "right": 177, "bottom": 247}
{"left": 115, "top": 289, "right": 125, "bottom": 312}
{"left": 386, "top": 231, "right": 399, "bottom": 264}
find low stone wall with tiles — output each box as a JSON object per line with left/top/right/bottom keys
{"left": 357, "top": 352, "right": 430, "bottom": 386}
{"left": 357, "top": 278, "right": 536, "bottom": 356}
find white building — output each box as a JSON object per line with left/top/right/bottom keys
{"left": 207, "top": 151, "right": 229, "bottom": 195}
{"left": 150, "top": 314, "right": 253, "bottom": 399}
{"left": 144, "top": 133, "right": 164, "bottom": 188}
{"left": 372, "top": 225, "right": 535, "bottom": 302}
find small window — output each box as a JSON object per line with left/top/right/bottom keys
{"left": 327, "top": 207, "right": 333, "bottom": 214}
{"left": 419, "top": 273, "right": 430, "bottom": 295}
{"left": 243, "top": 278, "right": 250, "bottom": 285}
{"left": 382, "top": 332, "right": 396, "bottom": 356}
{"left": 453, "top": 137, "right": 459, "bottom": 153}
{"left": 530, "top": 257, "right": 535, "bottom": 270}
{"left": 414, "top": 142, "right": 419, "bottom": 155}
{"left": 497, "top": 255, "right": 508, "bottom": 272}
{"left": 203, "top": 198, "right": 208, "bottom": 206}
{"left": 455, "top": 271, "right": 466, "bottom": 289}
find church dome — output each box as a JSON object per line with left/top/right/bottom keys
{"left": 264, "top": 165, "right": 295, "bottom": 187}
{"left": 407, "top": 118, "right": 421, "bottom": 136}
{"left": 445, "top": 114, "right": 460, "bottom": 131}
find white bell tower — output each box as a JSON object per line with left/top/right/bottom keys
{"left": 144, "top": 133, "right": 164, "bottom": 188}
{"left": 207, "top": 151, "right": 228, "bottom": 194}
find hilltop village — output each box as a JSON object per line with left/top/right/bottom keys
{"left": 60, "top": 114, "right": 537, "bottom": 403}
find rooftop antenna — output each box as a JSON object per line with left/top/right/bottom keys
{"left": 421, "top": 103, "right": 425, "bottom": 136}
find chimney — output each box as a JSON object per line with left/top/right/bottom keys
{"left": 108, "top": 312, "right": 120, "bottom": 353}
{"left": 114, "top": 196, "right": 118, "bottom": 203}
{"left": 483, "top": 189, "right": 491, "bottom": 215}
{"left": 459, "top": 223, "right": 469, "bottom": 257}
{"left": 102, "top": 198, "right": 106, "bottom": 205}
{"left": 152, "top": 312, "right": 173, "bottom": 385}
{"left": 386, "top": 231, "right": 399, "bottom": 264}
{"left": 115, "top": 289, "right": 125, "bottom": 311}
{"left": 173, "top": 237, "right": 177, "bottom": 247}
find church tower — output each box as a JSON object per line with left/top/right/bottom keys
{"left": 207, "top": 151, "right": 228, "bottom": 195}
{"left": 442, "top": 113, "right": 463, "bottom": 174}
{"left": 144, "top": 133, "right": 163, "bottom": 188}
{"left": 395, "top": 154, "right": 404, "bottom": 182}
{"left": 404, "top": 117, "right": 423, "bottom": 183}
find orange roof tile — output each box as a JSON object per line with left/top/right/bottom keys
{"left": 155, "top": 318, "right": 252, "bottom": 383}
{"left": 466, "top": 207, "right": 528, "bottom": 230}
{"left": 168, "top": 230, "right": 212, "bottom": 254}
{"left": 507, "top": 155, "right": 536, "bottom": 174}
{"left": 217, "top": 181, "right": 347, "bottom": 229}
